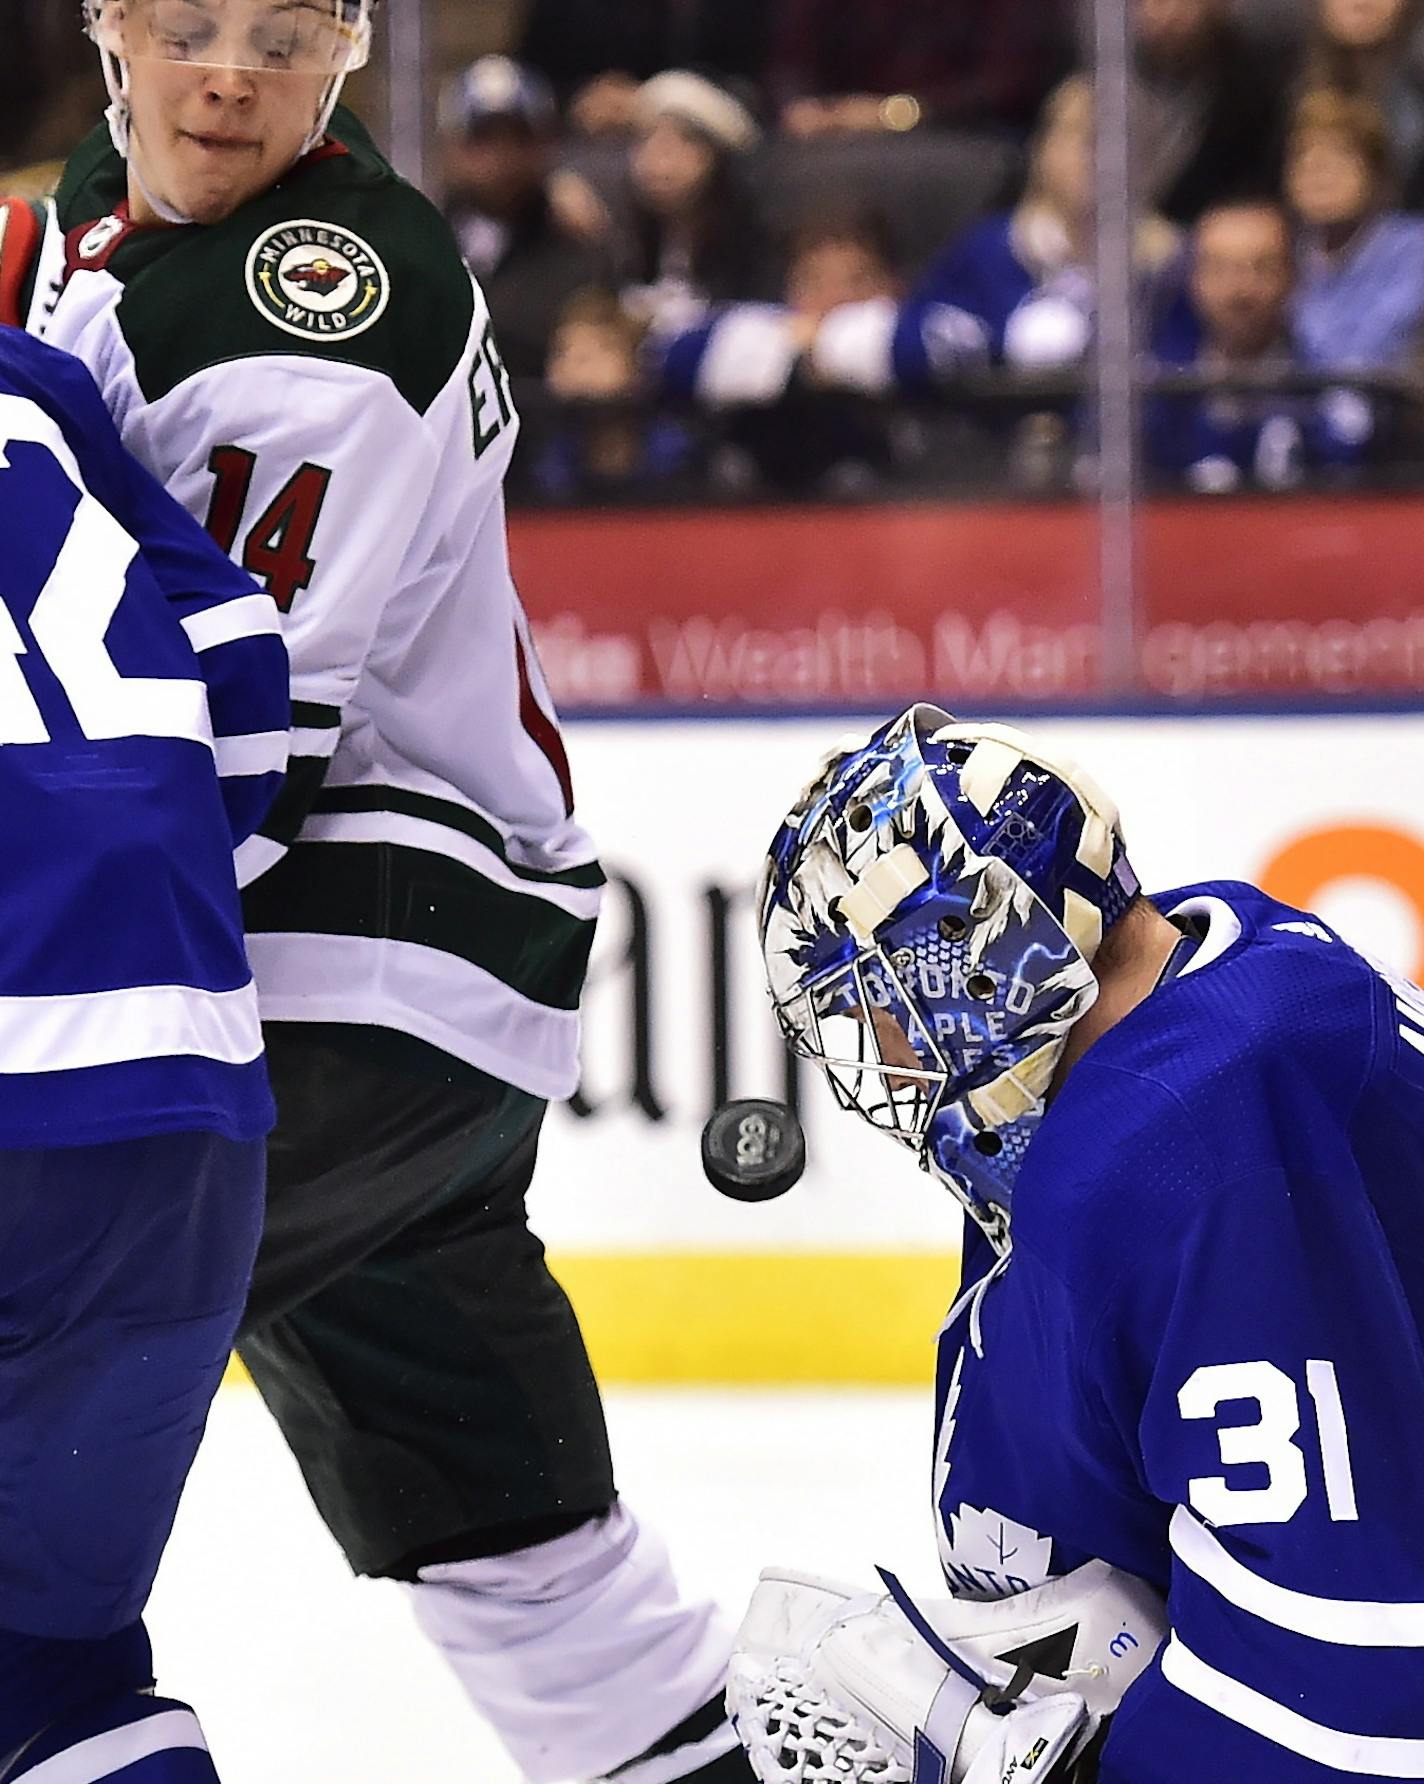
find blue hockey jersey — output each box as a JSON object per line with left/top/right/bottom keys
{"left": 1146, "top": 297, "right": 1372, "bottom": 490}
{"left": 936, "top": 881, "right": 1424, "bottom": 1781}
{"left": 906, "top": 214, "right": 1049, "bottom": 368}
{"left": 0, "top": 328, "right": 288, "bottom": 1147}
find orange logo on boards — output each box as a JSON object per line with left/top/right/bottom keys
{"left": 1260, "top": 824, "right": 1424, "bottom": 981}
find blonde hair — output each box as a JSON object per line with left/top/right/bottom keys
{"left": 1290, "top": 87, "right": 1394, "bottom": 185}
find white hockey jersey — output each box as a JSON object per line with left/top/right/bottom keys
{"left": 31, "top": 112, "right": 602, "bottom": 1099}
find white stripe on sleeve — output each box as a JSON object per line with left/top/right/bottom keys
{"left": 1162, "top": 1635, "right": 1424, "bottom": 1776}
{"left": 288, "top": 725, "right": 340, "bottom": 759}
{"left": 181, "top": 593, "right": 281, "bottom": 653}
{"left": 1169, "top": 1507, "right": 1424, "bottom": 1645}
{"left": 22, "top": 1709, "right": 207, "bottom": 1784}
{"left": 0, "top": 981, "right": 263, "bottom": 1075}
{"left": 213, "top": 730, "right": 289, "bottom": 779}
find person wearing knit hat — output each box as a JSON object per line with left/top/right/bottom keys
{"left": 634, "top": 69, "right": 761, "bottom": 153}
{"left": 618, "top": 69, "right": 775, "bottom": 336}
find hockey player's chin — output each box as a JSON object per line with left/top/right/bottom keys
{"left": 173, "top": 139, "right": 267, "bottom": 223}
{"left": 181, "top": 185, "right": 257, "bottom": 226}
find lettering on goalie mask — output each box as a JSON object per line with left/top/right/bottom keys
{"left": 757, "top": 703, "right": 1139, "bottom": 1247}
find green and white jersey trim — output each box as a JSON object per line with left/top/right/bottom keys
{"left": 246, "top": 933, "right": 583, "bottom": 1100}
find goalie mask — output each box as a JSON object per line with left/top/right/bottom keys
{"left": 85, "top": 0, "right": 375, "bottom": 194}
{"left": 758, "top": 704, "right": 1138, "bottom": 1249}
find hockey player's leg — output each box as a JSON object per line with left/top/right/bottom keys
{"left": 239, "top": 1030, "right": 752, "bottom": 1780}
{"left": 0, "top": 1135, "right": 263, "bottom": 1779}
{"left": 408, "top": 1502, "right": 746, "bottom": 1784}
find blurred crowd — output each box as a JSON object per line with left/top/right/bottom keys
{"left": 9, "top": 0, "right": 1424, "bottom": 502}
{"left": 436, "top": 0, "right": 1424, "bottom": 502}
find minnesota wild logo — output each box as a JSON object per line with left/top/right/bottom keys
{"left": 245, "top": 219, "right": 390, "bottom": 342}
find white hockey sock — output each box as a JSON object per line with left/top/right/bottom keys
{"left": 409, "top": 1501, "right": 734, "bottom": 1783}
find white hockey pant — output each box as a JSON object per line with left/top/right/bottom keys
{"left": 409, "top": 1501, "right": 734, "bottom": 1782}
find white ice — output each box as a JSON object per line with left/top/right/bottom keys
{"left": 148, "top": 1385, "right": 940, "bottom": 1782}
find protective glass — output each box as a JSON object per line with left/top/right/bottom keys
{"left": 94, "top": 0, "right": 368, "bottom": 76}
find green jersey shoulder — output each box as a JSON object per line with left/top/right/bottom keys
{"left": 56, "top": 108, "right": 475, "bottom": 415}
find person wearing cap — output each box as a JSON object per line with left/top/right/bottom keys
{"left": 440, "top": 54, "right": 613, "bottom": 383}
{"left": 616, "top": 70, "right": 776, "bottom": 338}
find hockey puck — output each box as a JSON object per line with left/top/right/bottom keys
{"left": 700, "top": 1099, "right": 807, "bottom": 1202}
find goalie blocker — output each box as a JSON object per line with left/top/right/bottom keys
{"left": 727, "top": 1559, "right": 1166, "bottom": 1784}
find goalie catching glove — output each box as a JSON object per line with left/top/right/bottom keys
{"left": 726, "top": 1559, "right": 1166, "bottom": 1784}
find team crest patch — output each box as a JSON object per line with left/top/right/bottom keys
{"left": 245, "top": 219, "right": 390, "bottom": 341}
{"left": 939, "top": 1504, "right": 1055, "bottom": 1600}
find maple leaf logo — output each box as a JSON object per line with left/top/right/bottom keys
{"left": 940, "top": 1505, "right": 1055, "bottom": 1600}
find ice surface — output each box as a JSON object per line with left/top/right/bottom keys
{"left": 149, "top": 1385, "right": 938, "bottom": 1782}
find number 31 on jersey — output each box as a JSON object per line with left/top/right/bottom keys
{"left": 1179, "top": 1359, "right": 1359, "bottom": 1526}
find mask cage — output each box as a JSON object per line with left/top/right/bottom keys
{"left": 776, "top": 944, "right": 952, "bottom": 1161}
{"left": 767, "top": 847, "right": 1100, "bottom": 1246}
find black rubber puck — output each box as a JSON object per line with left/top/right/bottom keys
{"left": 700, "top": 1099, "right": 807, "bottom": 1202}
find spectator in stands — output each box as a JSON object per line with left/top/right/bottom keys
{"left": 768, "top": 0, "right": 1076, "bottom": 137}
{"left": 1286, "top": 88, "right": 1424, "bottom": 367}
{"left": 1131, "top": 0, "right": 1291, "bottom": 223}
{"left": 532, "top": 288, "right": 694, "bottom": 500}
{"left": 614, "top": 71, "right": 775, "bottom": 338}
{"left": 516, "top": 0, "right": 772, "bottom": 138}
{"left": 656, "top": 209, "right": 980, "bottom": 493}
{"left": 1303, "top": 0, "right": 1424, "bottom": 202}
{"left": 439, "top": 56, "right": 611, "bottom": 382}
{"left": 0, "top": 0, "right": 103, "bottom": 188}
{"left": 906, "top": 78, "right": 1180, "bottom": 373}
{"left": 1146, "top": 199, "right": 1373, "bottom": 490}
{"left": 0, "top": 0, "right": 42, "bottom": 165}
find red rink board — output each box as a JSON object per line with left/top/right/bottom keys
{"left": 509, "top": 497, "right": 1424, "bottom": 707}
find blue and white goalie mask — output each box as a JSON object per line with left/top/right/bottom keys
{"left": 758, "top": 705, "right": 1139, "bottom": 1247}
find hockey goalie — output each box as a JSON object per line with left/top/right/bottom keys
{"left": 734, "top": 704, "right": 1424, "bottom": 1783}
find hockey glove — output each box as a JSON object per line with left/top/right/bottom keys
{"left": 726, "top": 1558, "right": 1166, "bottom": 1784}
